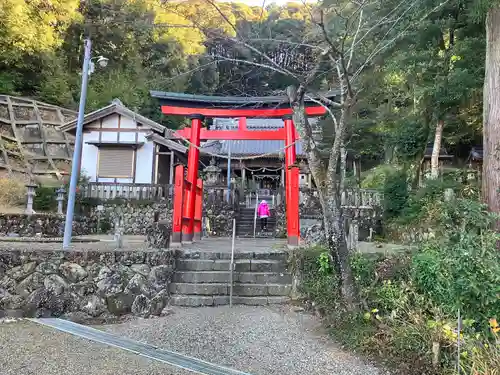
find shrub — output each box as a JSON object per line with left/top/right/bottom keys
{"left": 33, "top": 186, "right": 57, "bottom": 212}
{"left": 298, "top": 246, "right": 340, "bottom": 313}
{"left": 0, "top": 177, "right": 26, "bottom": 207}
{"left": 361, "top": 164, "right": 399, "bottom": 189}
{"left": 383, "top": 169, "right": 408, "bottom": 220}
{"left": 411, "top": 198, "right": 500, "bottom": 324}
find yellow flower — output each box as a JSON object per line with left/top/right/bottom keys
{"left": 489, "top": 318, "right": 498, "bottom": 328}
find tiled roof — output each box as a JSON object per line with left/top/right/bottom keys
{"left": 199, "top": 118, "right": 317, "bottom": 157}
{"left": 201, "top": 139, "right": 303, "bottom": 157}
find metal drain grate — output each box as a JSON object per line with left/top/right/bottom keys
{"left": 30, "top": 318, "right": 253, "bottom": 375}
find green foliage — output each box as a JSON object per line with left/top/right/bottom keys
{"left": 361, "top": 165, "right": 399, "bottom": 189}
{"left": 298, "top": 246, "right": 340, "bottom": 313}
{"left": 299, "top": 190, "right": 499, "bottom": 373}
{"left": 411, "top": 199, "right": 500, "bottom": 322}
{"left": 98, "top": 217, "right": 112, "bottom": 233}
{"left": 33, "top": 186, "right": 57, "bottom": 212}
{"left": 382, "top": 169, "right": 408, "bottom": 220}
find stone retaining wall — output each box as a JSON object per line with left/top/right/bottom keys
{"left": 0, "top": 249, "right": 175, "bottom": 318}
{"left": 86, "top": 200, "right": 172, "bottom": 236}
{"left": 0, "top": 214, "right": 96, "bottom": 238}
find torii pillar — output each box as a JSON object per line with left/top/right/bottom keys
{"left": 182, "top": 114, "right": 203, "bottom": 243}
{"left": 283, "top": 115, "right": 300, "bottom": 248}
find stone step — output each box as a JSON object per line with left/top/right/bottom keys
{"left": 236, "top": 221, "right": 276, "bottom": 226}
{"left": 176, "top": 250, "right": 288, "bottom": 261}
{"left": 170, "top": 295, "right": 290, "bottom": 307}
{"left": 169, "top": 283, "right": 291, "bottom": 296}
{"left": 176, "top": 259, "right": 288, "bottom": 272}
{"left": 236, "top": 234, "right": 276, "bottom": 239}
{"left": 172, "top": 271, "right": 292, "bottom": 285}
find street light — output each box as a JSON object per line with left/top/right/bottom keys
{"left": 63, "top": 38, "right": 107, "bottom": 249}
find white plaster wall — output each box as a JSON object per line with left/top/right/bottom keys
{"left": 102, "top": 114, "right": 119, "bottom": 128}
{"left": 119, "top": 133, "right": 136, "bottom": 142}
{"left": 120, "top": 116, "right": 137, "bottom": 129}
{"left": 135, "top": 141, "right": 154, "bottom": 183}
{"left": 101, "top": 131, "right": 117, "bottom": 142}
{"left": 79, "top": 112, "right": 158, "bottom": 184}
{"left": 81, "top": 131, "right": 99, "bottom": 182}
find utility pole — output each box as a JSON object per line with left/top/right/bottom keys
{"left": 63, "top": 38, "right": 92, "bottom": 249}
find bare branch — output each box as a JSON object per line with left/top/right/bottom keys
{"left": 347, "top": 9, "right": 364, "bottom": 71}
{"left": 212, "top": 54, "right": 293, "bottom": 77}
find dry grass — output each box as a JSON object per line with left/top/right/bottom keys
{"left": 0, "top": 176, "right": 26, "bottom": 209}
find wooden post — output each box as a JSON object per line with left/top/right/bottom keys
{"left": 182, "top": 115, "right": 203, "bottom": 243}
{"left": 171, "top": 164, "right": 184, "bottom": 247}
{"left": 193, "top": 178, "right": 203, "bottom": 241}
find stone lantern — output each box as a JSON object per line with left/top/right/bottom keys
{"left": 203, "top": 157, "right": 222, "bottom": 186}
{"left": 25, "top": 183, "right": 37, "bottom": 215}
{"left": 56, "top": 187, "right": 66, "bottom": 215}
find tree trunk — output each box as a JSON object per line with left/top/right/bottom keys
{"left": 320, "top": 191, "right": 358, "bottom": 310}
{"left": 483, "top": 6, "right": 500, "bottom": 228}
{"left": 430, "top": 120, "right": 444, "bottom": 179}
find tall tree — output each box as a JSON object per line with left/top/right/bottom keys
{"left": 483, "top": 2, "right": 500, "bottom": 225}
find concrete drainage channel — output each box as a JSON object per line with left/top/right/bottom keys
{"left": 30, "top": 318, "right": 253, "bottom": 375}
{"left": 170, "top": 250, "right": 292, "bottom": 307}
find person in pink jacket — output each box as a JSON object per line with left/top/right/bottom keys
{"left": 257, "top": 200, "right": 271, "bottom": 231}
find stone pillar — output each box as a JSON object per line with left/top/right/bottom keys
{"left": 169, "top": 150, "right": 175, "bottom": 185}
{"left": 56, "top": 187, "right": 66, "bottom": 215}
{"left": 25, "top": 184, "right": 37, "bottom": 215}
{"left": 241, "top": 161, "right": 246, "bottom": 188}
{"left": 114, "top": 216, "right": 123, "bottom": 248}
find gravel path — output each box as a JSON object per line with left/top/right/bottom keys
{"left": 101, "top": 305, "right": 387, "bottom": 375}
{"left": 0, "top": 319, "right": 189, "bottom": 375}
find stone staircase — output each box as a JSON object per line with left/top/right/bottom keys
{"left": 169, "top": 250, "right": 291, "bottom": 306}
{"left": 235, "top": 207, "right": 276, "bottom": 238}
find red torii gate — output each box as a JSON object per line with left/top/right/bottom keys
{"left": 158, "top": 98, "right": 326, "bottom": 248}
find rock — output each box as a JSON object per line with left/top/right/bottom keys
{"left": 23, "top": 288, "right": 50, "bottom": 316}
{"left": 44, "top": 274, "right": 68, "bottom": 296}
{"left": 7, "top": 262, "right": 37, "bottom": 281}
{"left": 148, "top": 265, "right": 173, "bottom": 290}
{"left": 106, "top": 292, "right": 134, "bottom": 315}
{"left": 0, "top": 294, "right": 24, "bottom": 310}
{"left": 96, "top": 273, "right": 125, "bottom": 297}
{"left": 150, "top": 289, "right": 169, "bottom": 316}
{"left": 96, "top": 266, "right": 112, "bottom": 281}
{"left": 0, "top": 276, "right": 16, "bottom": 293}
{"left": 0, "top": 287, "right": 10, "bottom": 299}
{"left": 131, "top": 294, "right": 151, "bottom": 317}
{"left": 16, "top": 272, "right": 44, "bottom": 296}
{"left": 303, "top": 223, "right": 326, "bottom": 246}
{"left": 7, "top": 233, "right": 19, "bottom": 237}
{"left": 68, "top": 281, "right": 96, "bottom": 297}
{"left": 125, "top": 274, "right": 152, "bottom": 297}
{"left": 43, "top": 292, "right": 69, "bottom": 317}
{"left": 59, "top": 262, "right": 88, "bottom": 283}
{"left": 36, "top": 262, "right": 59, "bottom": 275}
{"left": 81, "top": 295, "right": 106, "bottom": 317}
{"left": 130, "top": 264, "right": 150, "bottom": 277}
